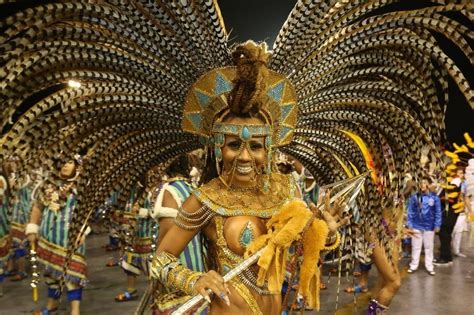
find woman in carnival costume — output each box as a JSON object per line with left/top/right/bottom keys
{"left": 8, "top": 157, "right": 35, "bottom": 282}
{"left": 115, "top": 179, "right": 149, "bottom": 301}
{"left": 0, "top": 1, "right": 471, "bottom": 314}
{"left": 151, "top": 41, "right": 348, "bottom": 314}
{"left": 115, "top": 171, "right": 160, "bottom": 302}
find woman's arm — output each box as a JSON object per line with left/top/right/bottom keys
{"left": 156, "top": 190, "right": 181, "bottom": 246}
{"left": 153, "top": 193, "right": 228, "bottom": 304}
{"left": 29, "top": 201, "right": 43, "bottom": 225}
{"left": 156, "top": 217, "right": 174, "bottom": 245}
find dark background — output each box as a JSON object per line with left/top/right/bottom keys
{"left": 1, "top": 0, "right": 472, "bottom": 146}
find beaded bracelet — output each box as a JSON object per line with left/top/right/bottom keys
{"left": 151, "top": 251, "right": 202, "bottom": 295}
{"left": 323, "top": 231, "right": 341, "bottom": 251}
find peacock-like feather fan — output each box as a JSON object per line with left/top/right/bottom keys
{"left": 272, "top": 0, "right": 473, "bottom": 255}
{"left": 0, "top": 0, "right": 231, "bottom": 284}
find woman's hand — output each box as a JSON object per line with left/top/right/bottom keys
{"left": 310, "top": 192, "right": 351, "bottom": 233}
{"left": 194, "top": 270, "right": 231, "bottom": 306}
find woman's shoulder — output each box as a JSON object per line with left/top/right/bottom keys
{"left": 182, "top": 193, "right": 203, "bottom": 212}
{"left": 176, "top": 191, "right": 215, "bottom": 230}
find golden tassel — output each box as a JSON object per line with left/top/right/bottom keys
{"left": 298, "top": 219, "right": 328, "bottom": 310}
{"left": 245, "top": 200, "right": 312, "bottom": 292}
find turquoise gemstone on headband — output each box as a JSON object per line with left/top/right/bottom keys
{"left": 214, "top": 133, "right": 224, "bottom": 146}
{"left": 214, "top": 147, "right": 222, "bottom": 159}
{"left": 187, "top": 112, "right": 202, "bottom": 131}
{"left": 214, "top": 73, "right": 233, "bottom": 95}
{"left": 194, "top": 90, "right": 211, "bottom": 109}
{"left": 241, "top": 126, "right": 251, "bottom": 140}
{"left": 280, "top": 103, "right": 295, "bottom": 121}
{"left": 267, "top": 81, "right": 284, "bottom": 103}
{"left": 279, "top": 126, "right": 292, "bottom": 141}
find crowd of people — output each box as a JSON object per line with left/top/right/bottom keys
{"left": 407, "top": 167, "right": 472, "bottom": 271}
{"left": 346, "top": 157, "right": 474, "bottom": 296}
{"left": 1, "top": 145, "right": 472, "bottom": 314}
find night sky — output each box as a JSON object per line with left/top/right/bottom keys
{"left": 218, "top": 0, "right": 474, "bottom": 147}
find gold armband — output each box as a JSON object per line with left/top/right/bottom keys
{"left": 151, "top": 251, "right": 202, "bottom": 295}
{"left": 323, "top": 231, "right": 341, "bottom": 251}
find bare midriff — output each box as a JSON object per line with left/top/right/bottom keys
{"left": 209, "top": 290, "right": 281, "bottom": 314}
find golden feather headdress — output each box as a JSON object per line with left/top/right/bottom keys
{"left": 182, "top": 43, "right": 298, "bottom": 148}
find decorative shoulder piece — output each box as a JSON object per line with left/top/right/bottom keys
{"left": 175, "top": 205, "right": 215, "bottom": 231}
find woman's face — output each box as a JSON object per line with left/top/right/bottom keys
{"left": 221, "top": 117, "right": 267, "bottom": 187}
{"left": 60, "top": 160, "right": 76, "bottom": 179}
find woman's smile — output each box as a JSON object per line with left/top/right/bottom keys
{"left": 235, "top": 163, "right": 253, "bottom": 175}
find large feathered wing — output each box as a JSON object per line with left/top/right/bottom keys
{"left": 270, "top": 0, "right": 473, "bottom": 252}
{"left": 0, "top": 0, "right": 231, "bottom": 246}
{"left": 0, "top": 1, "right": 233, "bottom": 288}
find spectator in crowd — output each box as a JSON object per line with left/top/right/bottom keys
{"left": 435, "top": 167, "right": 464, "bottom": 265}
{"left": 407, "top": 177, "right": 441, "bottom": 275}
